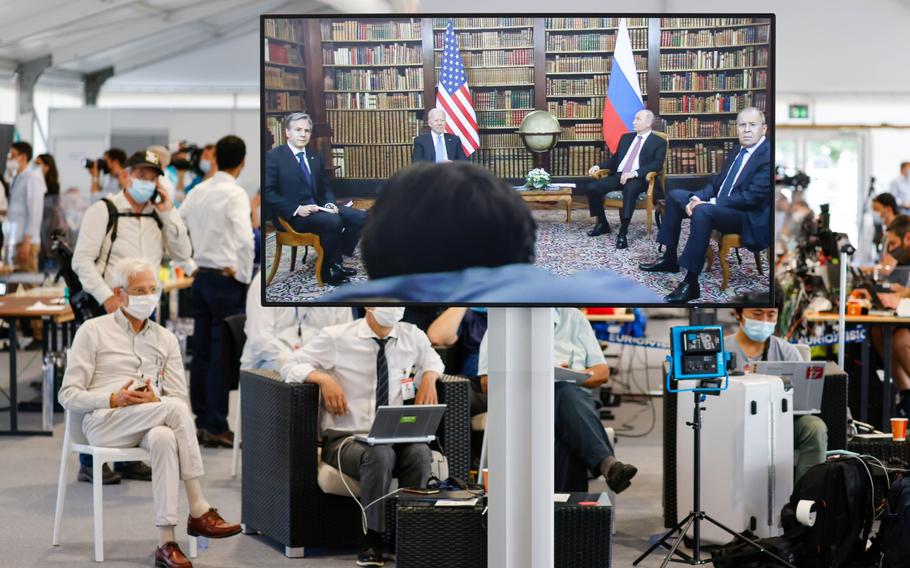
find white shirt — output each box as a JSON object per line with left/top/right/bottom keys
{"left": 72, "top": 191, "right": 193, "bottom": 305}
{"left": 432, "top": 132, "right": 448, "bottom": 161}
{"left": 179, "top": 171, "right": 255, "bottom": 285}
{"left": 281, "top": 319, "right": 446, "bottom": 434}
{"left": 59, "top": 309, "right": 189, "bottom": 413}
{"left": 890, "top": 175, "right": 910, "bottom": 207}
{"left": 616, "top": 130, "right": 652, "bottom": 176}
{"left": 240, "top": 272, "right": 353, "bottom": 368}
{"left": 7, "top": 164, "right": 47, "bottom": 245}
{"left": 287, "top": 142, "right": 313, "bottom": 175}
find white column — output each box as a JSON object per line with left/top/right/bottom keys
{"left": 488, "top": 307, "right": 554, "bottom": 568}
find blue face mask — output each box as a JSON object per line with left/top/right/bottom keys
{"left": 199, "top": 159, "right": 212, "bottom": 174}
{"left": 128, "top": 178, "right": 156, "bottom": 203}
{"left": 742, "top": 317, "right": 776, "bottom": 343}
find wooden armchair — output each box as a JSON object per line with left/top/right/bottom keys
{"left": 704, "top": 232, "right": 767, "bottom": 291}
{"left": 592, "top": 131, "right": 669, "bottom": 237}
{"left": 266, "top": 218, "right": 324, "bottom": 286}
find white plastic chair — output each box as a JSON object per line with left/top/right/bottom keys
{"left": 52, "top": 410, "right": 198, "bottom": 562}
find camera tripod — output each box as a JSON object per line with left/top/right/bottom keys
{"left": 633, "top": 390, "right": 797, "bottom": 567}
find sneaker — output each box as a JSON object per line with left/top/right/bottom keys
{"left": 119, "top": 461, "right": 153, "bottom": 481}
{"left": 605, "top": 461, "right": 638, "bottom": 494}
{"left": 356, "top": 547, "right": 384, "bottom": 567}
{"left": 78, "top": 464, "right": 122, "bottom": 485}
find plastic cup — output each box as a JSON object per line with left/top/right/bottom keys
{"left": 891, "top": 417, "right": 908, "bottom": 442}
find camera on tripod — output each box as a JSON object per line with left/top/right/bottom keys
{"left": 81, "top": 158, "right": 110, "bottom": 174}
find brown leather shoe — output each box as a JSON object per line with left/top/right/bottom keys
{"left": 187, "top": 507, "right": 242, "bottom": 539}
{"left": 155, "top": 541, "right": 192, "bottom": 568}
{"left": 202, "top": 430, "right": 234, "bottom": 449}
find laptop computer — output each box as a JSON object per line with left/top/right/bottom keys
{"left": 354, "top": 404, "right": 447, "bottom": 446}
{"left": 753, "top": 361, "right": 826, "bottom": 415}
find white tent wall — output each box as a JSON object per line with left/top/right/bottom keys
{"left": 48, "top": 107, "right": 261, "bottom": 200}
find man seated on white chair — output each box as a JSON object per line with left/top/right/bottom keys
{"left": 59, "top": 257, "right": 242, "bottom": 568}
{"left": 239, "top": 271, "right": 353, "bottom": 370}
{"left": 281, "top": 307, "right": 444, "bottom": 568}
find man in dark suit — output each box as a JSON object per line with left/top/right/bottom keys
{"left": 264, "top": 112, "right": 367, "bottom": 286}
{"left": 639, "top": 107, "right": 772, "bottom": 303}
{"left": 411, "top": 108, "right": 468, "bottom": 163}
{"left": 585, "top": 109, "right": 666, "bottom": 249}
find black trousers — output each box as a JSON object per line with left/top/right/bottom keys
{"left": 586, "top": 174, "right": 648, "bottom": 222}
{"left": 190, "top": 272, "right": 247, "bottom": 434}
{"left": 286, "top": 207, "right": 368, "bottom": 273}
{"left": 657, "top": 189, "right": 748, "bottom": 276}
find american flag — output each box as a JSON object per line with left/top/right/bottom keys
{"left": 436, "top": 19, "right": 479, "bottom": 156}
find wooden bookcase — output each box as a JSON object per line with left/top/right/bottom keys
{"left": 261, "top": 16, "right": 772, "bottom": 186}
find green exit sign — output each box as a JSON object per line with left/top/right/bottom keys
{"left": 789, "top": 104, "right": 810, "bottom": 119}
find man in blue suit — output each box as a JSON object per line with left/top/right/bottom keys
{"left": 639, "top": 107, "right": 771, "bottom": 303}
{"left": 411, "top": 108, "right": 468, "bottom": 163}
{"left": 264, "top": 113, "right": 367, "bottom": 286}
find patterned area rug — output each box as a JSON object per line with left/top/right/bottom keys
{"left": 264, "top": 208, "right": 770, "bottom": 303}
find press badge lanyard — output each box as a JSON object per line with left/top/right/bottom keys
{"left": 401, "top": 365, "right": 417, "bottom": 401}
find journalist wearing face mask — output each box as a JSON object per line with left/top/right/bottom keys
{"left": 725, "top": 290, "right": 829, "bottom": 481}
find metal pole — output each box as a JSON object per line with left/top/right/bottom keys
{"left": 838, "top": 250, "right": 848, "bottom": 370}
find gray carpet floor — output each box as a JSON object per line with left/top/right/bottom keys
{"left": 0, "top": 315, "right": 693, "bottom": 567}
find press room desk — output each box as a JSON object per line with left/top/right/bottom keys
{"left": 0, "top": 296, "right": 73, "bottom": 436}
{"left": 805, "top": 311, "right": 910, "bottom": 428}
{"left": 585, "top": 309, "right": 635, "bottom": 323}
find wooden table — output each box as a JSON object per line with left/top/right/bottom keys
{"left": 0, "top": 296, "right": 73, "bottom": 436}
{"left": 516, "top": 188, "right": 573, "bottom": 222}
{"left": 805, "top": 310, "right": 910, "bottom": 428}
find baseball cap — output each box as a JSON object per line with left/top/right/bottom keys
{"left": 125, "top": 150, "right": 165, "bottom": 176}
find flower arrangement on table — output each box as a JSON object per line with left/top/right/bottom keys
{"left": 525, "top": 168, "right": 551, "bottom": 189}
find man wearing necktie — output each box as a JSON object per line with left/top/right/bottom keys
{"left": 585, "top": 109, "right": 666, "bottom": 249}
{"left": 280, "top": 307, "right": 445, "bottom": 567}
{"left": 639, "top": 107, "right": 772, "bottom": 303}
{"left": 411, "top": 108, "right": 469, "bottom": 163}
{"left": 264, "top": 113, "right": 368, "bottom": 286}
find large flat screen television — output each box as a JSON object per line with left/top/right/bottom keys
{"left": 260, "top": 13, "right": 775, "bottom": 307}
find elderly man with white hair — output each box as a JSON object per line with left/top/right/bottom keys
{"left": 411, "top": 107, "right": 468, "bottom": 163}
{"left": 59, "top": 257, "right": 241, "bottom": 568}
{"left": 585, "top": 108, "right": 666, "bottom": 249}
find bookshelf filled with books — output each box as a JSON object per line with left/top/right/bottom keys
{"left": 264, "top": 18, "right": 309, "bottom": 148}
{"left": 658, "top": 17, "right": 771, "bottom": 176}
{"left": 321, "top": 18, "right": 425, "bottom": 178}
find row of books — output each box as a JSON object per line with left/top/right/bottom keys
{"left": 470, "top": 148, "right": 535, "bottom": 179}
{"left": 324, "top": 92, "right": 423, "bottom": 110}
{"left": 265, "top": 117, "right": 289, "bottom": 147}
{"left": 479, "top": 133, "right": 521, "bottom": 147}
{"left": 546, "top": 54, "right": 647, "bottom": 74}
{"left": 474, "top": 90, "right": 533, "bottom": 110}
{"left": 327, "top": 110, "right": 420, "bottom": 144}
{"left": 660, "top": 17, "right": 767, "bottom": 28}
{"left": 550, "top": 145, "right": 609, "bottom": 177}
{"left": 330, "top": 146, "right": 413, "bottom": 178}
{"left": 546, "top": 29, "right": 648, "bottom": 52}
{"left": 452, "top": 67, "right": 534, "bottom": 85}
{"left": 544, "top": 17, "right": 648, "bottom": 29}
{"left": 264, "top": 40, "right": 305, "bottom": 66}
{"left": 547, "top": 98, "right": 605, "bottom": 119}
{"left": 265, "top": 19, "right": 305, "bottom": 43}
{"left": 660, "top": 69, "right": 768, "bottom": 91}
{"left": 659, "top": 47, "right": 769, "bottom": 70}
{"left": 325, "top": 68, "right": 423, "bottom": 91}
{"left": 664, "top": 118, "right": 738, "bottom": 139}
{"left": 444, "top": 49, "right": 533, "bottom": 67}
{"left": 436, "top": 30, "right": 533, "bottom": 50}
{"left": 264, "top": 67, "right": 306, "bottom": 90}
{"left": 658, "top": 92, "right": 765, "bottom": 114}
{"left": 264, "top": 92, "right": 304, "bottom": 113}
{"left": 323, "top": 45, "right": 422, "bottom": 66}
{"left": 321, "top": 20, "right": 421, "bottom": 41}
{"left": 666, "top": 142, "right": 736, "bottom": 175}
{"left": 547, "top": 76, "right": 609, "bottom": 96}
{"left": 660, "top": 27, "right": 770, "bottom": 48}
{"left": 476, "top": 109, "right": 533, "bottom": 128}
{"left": 431, "top": 17, "right": 533, "bottom": 28}
{"left": 560, "top": 123, "right": 603, "bottom": 141}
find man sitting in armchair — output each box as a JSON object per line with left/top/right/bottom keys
{"left": 281, "top": 307, "right": 445, "bottom": 567}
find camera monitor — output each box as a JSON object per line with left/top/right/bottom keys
{"left": 260, "top": 14, "right": 775, "bottom": 307}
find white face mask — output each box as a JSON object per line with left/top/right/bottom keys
{"left": 370, "top": 307, "right": 405, "bottom": 327}
{"left": 122, "top": 292, "right": 159, "bottom": 321}
{"left": 5, "top": 159, "right": 19, "bottom": 174}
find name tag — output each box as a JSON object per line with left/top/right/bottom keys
{"left": 401, "top": 375, "right": 416, "bottom": 401}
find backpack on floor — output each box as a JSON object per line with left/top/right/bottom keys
{"left": 878, "top": 476, "right": 910, "bottom": 568}
{"left": 711, "top": 535, "right": 799, "bottom": 568}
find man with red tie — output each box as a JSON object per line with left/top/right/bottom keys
{"left": 585, "top": 109, "right": 666, "bottom": 249}
{"left": 639, "top": 107, "right": 771, "bottom": 303}
{"left": 264, "top": 113, "right": 367, "bottom": 286}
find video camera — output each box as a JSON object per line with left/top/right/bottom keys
{"left": 775, "top": 166, "right": 810, "bottom": 190}
{"left": 82, "top": 158, "right": 110, "bottom": 175}
{"left": 170, "top": 143, "right": 203, "bottom": 174}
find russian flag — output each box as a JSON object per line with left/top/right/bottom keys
{"left": 602, "top": 19, "right": 644, "bottom": 153}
